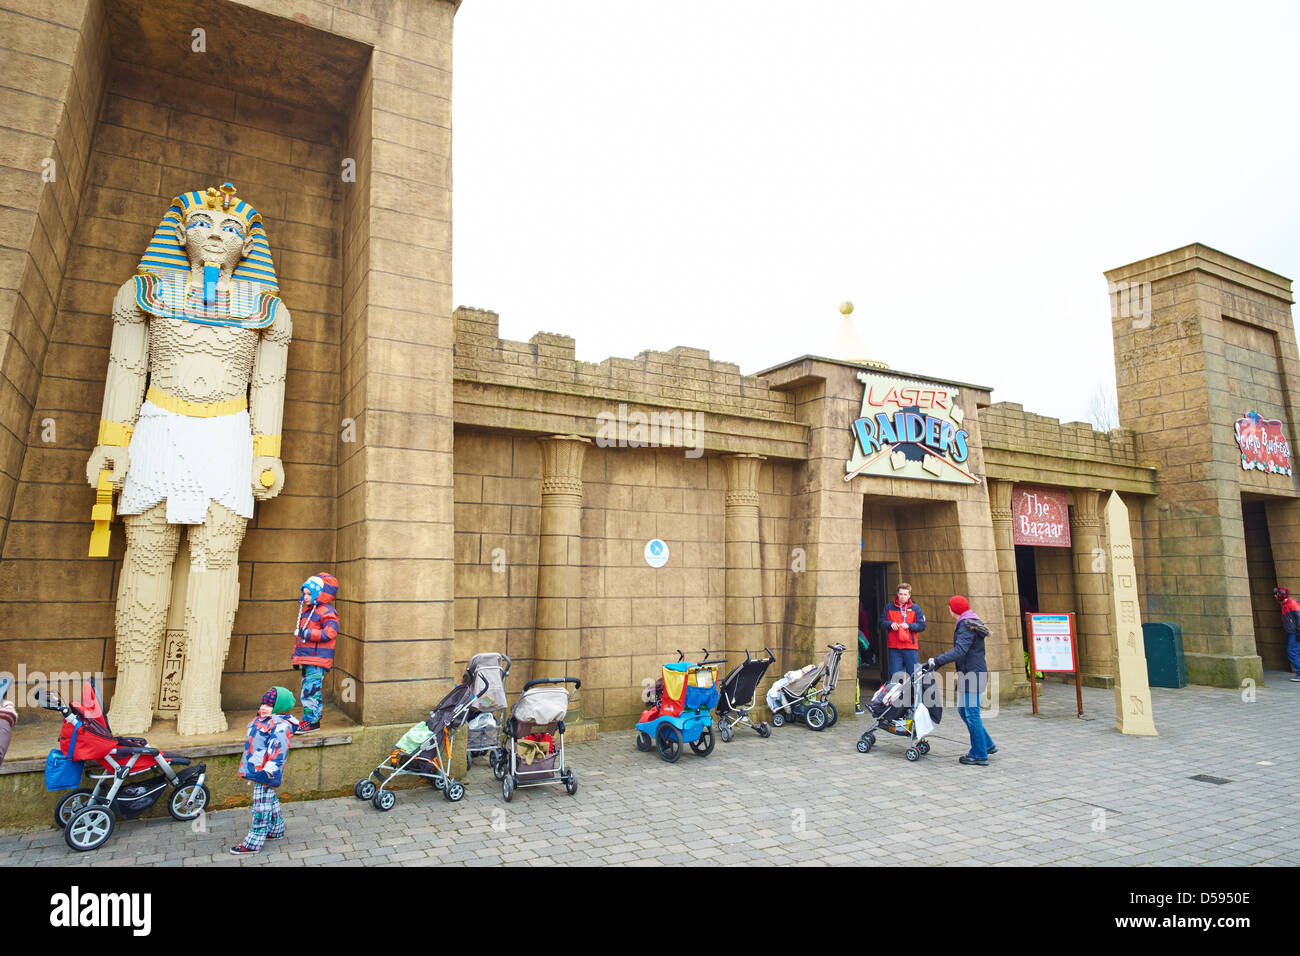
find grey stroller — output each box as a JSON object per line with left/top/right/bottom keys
{"left": 495, "top": 677, "right": 580, "bottom": 802}
{"left": 465, "top": 652, "right": 510, "bottom": 774}
{"left": 856, "top": 665, "right": 942, "bottom": 761}
{"left": 767, "top": 643, "right": 846, "bottom": 731}
{"left": 354, "top": 672, "right": 487, "bottom": 810}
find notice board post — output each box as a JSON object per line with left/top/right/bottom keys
{"left": 1024, "top": 612, "right": 1083, "bottom": 717}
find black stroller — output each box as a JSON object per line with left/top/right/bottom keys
{"left": 857, "top": 665, "right": 942, "bottom": 761}
{"left": 715, "top": 647, "right": 775, "bottom": 742}
{"left": 355, "top": 672, "right": 487, "bottom": 810}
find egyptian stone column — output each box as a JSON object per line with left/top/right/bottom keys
{"left": 988, "top": 480, "right": 1029, "bottom": 697}
{"left": 1070, "top": 489, "right": 1115, "bottom": 684}
{"left": 535, "top": 436, "right": 590, "bottom": 713}
{"left": 722, "top": 454, "right": 766, "bottom": 661}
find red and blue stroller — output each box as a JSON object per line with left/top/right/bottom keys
{"left": 715, "top": 647, "right": 775, "bottom": 742}
{"left": 42, "top": 680, "right": 209, "bottom": 852}
{"left": 635, "top": 649, "right": 723, "bottom": 762}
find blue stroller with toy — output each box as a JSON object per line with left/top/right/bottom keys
{"left": 635, "top": 649, "right": 723, "bottom": 762}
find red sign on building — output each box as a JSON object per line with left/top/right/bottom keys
{"left": 1235, "top": 411, "right": 1292, "bottom": 477}
{"left": 1012, "top": 486, "right": 1071, "bottom": 548}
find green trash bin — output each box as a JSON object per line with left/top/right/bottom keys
{"left": 1143, "top": 622, "right": 1187, "bottom": 688}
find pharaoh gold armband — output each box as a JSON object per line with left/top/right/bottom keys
{"left": 252, "top": 434, "right": 282, "bottom": 458}
{"left": 97, "top": 420, "right": 134, "bottom": 447}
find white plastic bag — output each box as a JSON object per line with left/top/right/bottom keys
{"left": 912, "top": 701, "right": 935, "bottom": 739}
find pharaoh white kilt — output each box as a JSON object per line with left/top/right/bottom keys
{"left": 119, "top": 400, "right": 254, "bottom": 524}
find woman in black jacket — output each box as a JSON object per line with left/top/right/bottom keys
{"left": 926, "top": 595, "right": 998, "bottom": 766}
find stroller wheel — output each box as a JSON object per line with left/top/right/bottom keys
{"left": 502, "top": 775, "right": 514, "bottom": 802}
{"left": 54, "top": 788, "right": 94, "bottom": 829}
{"left": 354, "top": 779, "right": 377, "bottom": 801}
{"left": 493, "top": 753, "right": 508, "bottom": 780}
{"left": 635, "top": 731, "right": 653, "bottom": 752}
{"left": 825, "top": 703, "right": 839, "bottom": 728}
{"left": 771, "top": 713, "right": 785, "bottom": 728}
{"left": 563, "top": 770, "right": 578, "bottom": 796}
{"left": 689, "top": 726, "right": 715, "bottom": 757}
{"left": 656, "top": 724, "right": 683, "bottom": 763}
{"left": 444, "top": 781, "right": 465, "bottom": 802}
{"left": 757, "top": 722, "right": 771, "bottom": 739}
{"left": 918, "top": 740, "right": 931, "bottom": 756}
{"left": 432, "top": 774, "right": 446, "bottom": 791}
{"left": 372, "top": 789, "right": 397, "bottom": 811}
{"left": 167, "top": 782, "right": 211, "bottom": 822}
{"left": 65, "top": 805, "right": 114, "bottom": 852}
{"left": 905, "top": 747, "right": 920, "bottom": 762}
{"left": 805, "top": 704, "right": 828, "bottom": 731}
{"left": 718, "top": 723, "right": 733, "bottom": 744}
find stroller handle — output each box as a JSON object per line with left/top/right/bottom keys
{"left": 500, "top": 653, "right": 512, "bottom": 676}
{"left": 522, "top": 677, "right": 581, "bottom": 691}
{"left": 37, "top": 689, "right": 71, "bottom": 717}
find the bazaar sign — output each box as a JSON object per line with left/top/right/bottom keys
{"left": 1234, "top": 411, "right": 1292, "bottom": 477}
{"left": 1012, "top": 486, "right": 1071, "bottom": 548}
{"left": 845, "top": 371, "right": 977, "bottom": 484}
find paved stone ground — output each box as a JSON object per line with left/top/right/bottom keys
{"left": 3, "top": 674, "right": 1296, "bottom": 867}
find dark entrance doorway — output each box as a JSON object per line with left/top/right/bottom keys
{"left": 1015, "top": 545, "right": 1039, "bottom": 616}
{"left": 859, "top": 562, "right": 890, "bottom": 702}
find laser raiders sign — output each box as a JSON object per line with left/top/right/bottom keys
{"left": 845, "top": 371, "right": 977, "bottom": 484}
{"left": 1235, "top": 410, "right": 1292, "bottom": 476}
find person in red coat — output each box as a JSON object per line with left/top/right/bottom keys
{"left": 1275, "top": 586, "right": 1300, "bottom": 681}
{"left": 290, "top": 573, "right": 339, "bottom": 731}
{"left": 879, "top": 582, "right": 927, "bottom": 703}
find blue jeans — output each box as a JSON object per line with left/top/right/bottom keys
{"left": 1288, "top": 634, "right": 1300, "bottom": 676}
{"left": 888, "top": 648, "right": 918, "bottom": 707}
{"left": 957, "top": 689, "right": 995, "bottom": 761}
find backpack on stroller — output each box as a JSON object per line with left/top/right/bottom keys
{"left": 857, "top": 665, "right": 943, "bottom": 762}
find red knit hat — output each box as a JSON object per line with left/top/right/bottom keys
{"left": 949, "top": 595, "right": 971, "bottom": 615}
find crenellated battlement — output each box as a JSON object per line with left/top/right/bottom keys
{"left": 453, "top": 306, "right": 795, "bottom": 420}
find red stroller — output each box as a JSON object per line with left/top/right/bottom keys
{"left": 42, "top": 680, "right": 210, "bottom": 851}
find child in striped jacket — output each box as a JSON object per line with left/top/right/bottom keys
{"left": 290, "top": 573, "right": 339, "bottom": 732}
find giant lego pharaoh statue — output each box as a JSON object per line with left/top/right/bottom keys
{"left": 86, "top": 183, "right": 290, "bottom": 736}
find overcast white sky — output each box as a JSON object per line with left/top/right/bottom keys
{"left": 451, "top": 1, "right": 1300, "bottom": 425}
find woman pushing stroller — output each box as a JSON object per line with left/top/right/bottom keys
{"left": 924, "top": 595, "right": 998, "bottom": 767}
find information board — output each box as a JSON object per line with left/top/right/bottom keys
{"left": 1026, "top": 613, "right": 1077, "bottom": 672}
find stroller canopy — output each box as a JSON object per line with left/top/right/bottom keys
{"left": 465, "top": 652, "right": 507, "bottom": 712}
{"left": 513, "top": 685, "right": 570, "bottom": 726}
{"left": 426, "top": 681, "right": 479, "bottom": 735}
{"left": 785, "top": 645, "right": 843, "bottom": 696}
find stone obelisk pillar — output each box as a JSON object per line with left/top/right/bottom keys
{"left": 722, "top": 454, "right": 766, "bottom": 662}
{"left": 989, "top": 480, "right": 1029, "bottom": 698}
{"left": 1070, "top": 489, "right": 1113, "bottom": 685}
{"left": 1105, "top": 491, "right": 1157, "bottom": 735}
{"left": 535, "top": 435, "right": 590, "bottom": 720}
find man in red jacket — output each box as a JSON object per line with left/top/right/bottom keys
{"left": 1275, "top": 586, "right": 1300, "bottom": 681}
{"left": 880, "top": 582, "right": 927, "bottom": 703}
{"left": 290, "top": 573, "right": 339, "bottom": 731}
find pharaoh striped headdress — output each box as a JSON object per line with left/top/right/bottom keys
{"left": 136, "top": 183, "right": 278, "bottom": 291}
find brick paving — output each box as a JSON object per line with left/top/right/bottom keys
{"left": 2, "top": 674, "right": 1296, "bottom": 867}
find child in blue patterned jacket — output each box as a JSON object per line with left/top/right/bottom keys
{"left": 231, "top": 686, "right": 299, "bottom": 855}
